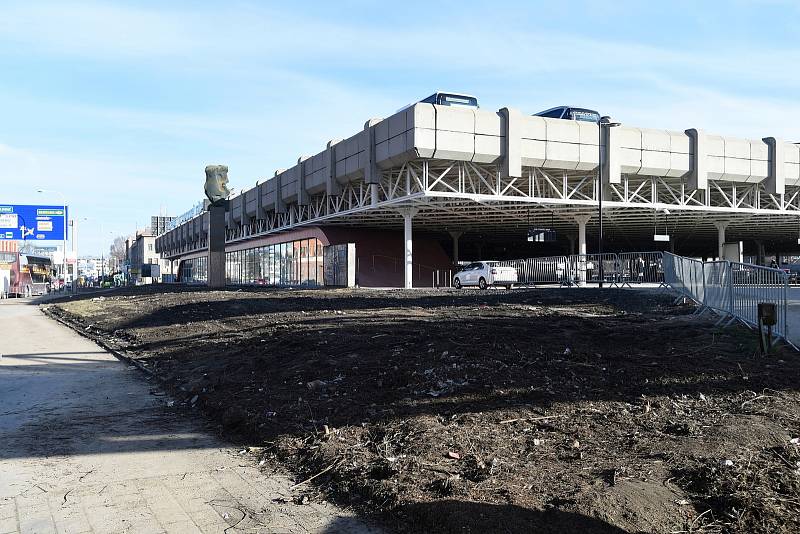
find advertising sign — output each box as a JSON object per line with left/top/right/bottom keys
{"left": 0, "top": 204, "right": 68, "bottom": 241}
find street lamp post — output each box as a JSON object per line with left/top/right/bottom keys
{"left": 37, "top": 189, "right": 68, "bottom": 291}
{"left": 597, "top": 116, "right": 621, "bottom": 288}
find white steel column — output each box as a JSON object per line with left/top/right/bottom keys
{"left": 714, "top": 221, "right": 729, "bottom": 260}
{"left": 400, "top": 208, "right": 418, "bottom": 289}
{"left": 574, "top": 215, "right": 591, "bottom": 285}
{"left": 575, "top": 215, "right": 590, "bottom": 255}
{"left": 448, "top": 231, "right": 462, "bottom": 264}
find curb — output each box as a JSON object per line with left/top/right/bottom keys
{"left": 40, "top": 306, "right": 161, "bottom": 382}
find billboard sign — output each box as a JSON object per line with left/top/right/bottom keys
{"left": 0, "top": 204, "right": 68, "bottom": 241}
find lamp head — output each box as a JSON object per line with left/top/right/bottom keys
{"left": 600, "top": 116, "right": 621, "bottom": 127}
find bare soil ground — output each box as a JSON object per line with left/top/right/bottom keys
{"left": 45, "top": 286, "right": 800, "bottom": 534}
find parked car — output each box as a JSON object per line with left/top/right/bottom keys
{"left": 534, "top": 106, "right": 600, "bottom": 123}
{"left": 453, "top": 261, "right": 517, "bottom": 290}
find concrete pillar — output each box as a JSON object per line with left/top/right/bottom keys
{"left": 400, "top": 208, "right": 418, "bottom": 289}
{"left": 208, "top": 203, "right": 227, "bottom": 288}
{"left": 448, "top": 231, "right": 463, "bottom": 264}
{"left": 714, "top": 221, "right": 729, "bottom": 260}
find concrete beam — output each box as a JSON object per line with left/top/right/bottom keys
{"left": 603, "top": 124, "right": 621, "bottom": 185}
{"left": 297, "top": 155, "right": 310, "bottom": 205}
{"left": 363, "top": 118, "right": 382, "bottom": 185}
{"left": 686, "top": 128, "right": 709, "bottom": 191}
{"left": 256, "top": 179, "right": 265, "bottom": 218}
{"left": 273, "top": 170, "right": 286, "bottom": 214}
{"left": 326, "top": 139, "right": 342, "bottom": 196}
{"left": 499, "top": 107, "right": 522, "bottom": 179}
{"left": 763, "top": 137, "right": 786, "bottom": 195}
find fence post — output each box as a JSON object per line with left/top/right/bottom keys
{"left": 727, "top": 261, "right": 734, "bottom": 318}
{"left": 701, "top": 261, "right": 707, "bottom": 307}
{"left": 783, "top": 272, "right": 789, "bottom": 339}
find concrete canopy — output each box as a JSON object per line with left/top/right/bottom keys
{"left": 156, "top": 103, "right": 800, "bottom": 262}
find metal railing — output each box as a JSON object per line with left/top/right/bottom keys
{"left": 662, "top": 252, "right": 789, "bottom": 341}
{"left": 433, "top": 252, "right": 665, "bottom": 288}
{"left": 617, "top": 252, "right": 666, "bottom": 286}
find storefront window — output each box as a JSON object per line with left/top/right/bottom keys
{"left": 209, "top": 237, "right": 323, "bottom": 287}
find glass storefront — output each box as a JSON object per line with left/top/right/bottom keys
{"left": 180, "top": 237, "right": 324, "bottom": 287}
{"left": 180, "top": 255, "right": 207, "bottom": 283}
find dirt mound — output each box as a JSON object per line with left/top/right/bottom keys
{"left": 46, "top": 286, "right": 800, "bottom": 533}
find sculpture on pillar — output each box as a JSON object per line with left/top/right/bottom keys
{"left": 204, "top": 165, "right": 229, "bottom": 288}
{"left": 204, "top": 165, "right": 230, "bottom": 206}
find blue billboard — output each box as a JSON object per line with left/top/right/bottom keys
{"left": 0, "top": 204, "right": 68, "bottom": 241}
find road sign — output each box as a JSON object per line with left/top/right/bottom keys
{"left": 0, "top": 204, "right": 68, "bottom": 241}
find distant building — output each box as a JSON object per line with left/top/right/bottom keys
{"left": 150, "top": 215, "right": 175, "bottom": 236}
{"left": 126, "top": 230, "right": 174, "bottom": 284}
{"left": 77, "top": 257, "right": 100, "bottom": 279}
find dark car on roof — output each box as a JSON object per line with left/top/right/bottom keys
{"left": 419, "top": 92, "right": 479, "bottom": 108}
{"left": 535, "top": 106, "right": 600, "bottom": 123}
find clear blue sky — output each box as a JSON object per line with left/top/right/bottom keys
{"left": 2, "top": 0, "right": 798, "bottom": 255}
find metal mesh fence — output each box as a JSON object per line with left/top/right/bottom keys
{"left": 663, "top": 252, "right": 789, "bottom": 341}
{"left": 617, "top": 252, "right": 665, "bottom": 285}
{"left": 729, "top": 261, "right": 788, "bottom": 338}
{"left": 429, "top": 251, "right": 789, "bottom": 344}
{"left": 702, "top": 261, "right": 731, "bottom": 313}
{"left": 436, "top": 252, "right": 665, "bottom": 288}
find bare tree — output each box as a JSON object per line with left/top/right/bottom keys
{"left": 108, "top": 236, "right": 128, "bottom": 264}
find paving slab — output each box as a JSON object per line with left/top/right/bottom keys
{"left": 0, "top": 299, "right": 379, "bottom": 534}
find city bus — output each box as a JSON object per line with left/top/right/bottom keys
{"left": 0, "top": 245, "right": 53, "bottom": 297}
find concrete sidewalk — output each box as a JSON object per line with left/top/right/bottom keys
{"left": 0, "top": 299, "right": 378, "bottom": 534}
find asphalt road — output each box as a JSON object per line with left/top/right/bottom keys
{"left": 0, "top": 298, "right": 377, "bottom": 534}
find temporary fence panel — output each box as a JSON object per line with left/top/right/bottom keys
{"left": 566, "top": 254, "right": 620, "bottom": 285}
{"left": 617, "top": 252, "right": 664, "bottom": 285}
{"left": 437, "top": 252, "right": 667, "bottom": 288}
{"left": 663, "top": 252, "right": 790, "bottom": 342}
{"left": 729, "top": 262, "right": 789, "bottom": 338}
{"left": 433, "top": 269, "right": 454, "bottom": 288}
{"left": 702, "top": 261, "right": 731, "bottom": 313}
{"left": 663, "top": 253, "right": 705, "bottom": 304}
{"left": 496, "top": 256, "right": 570, "bottom": 285}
